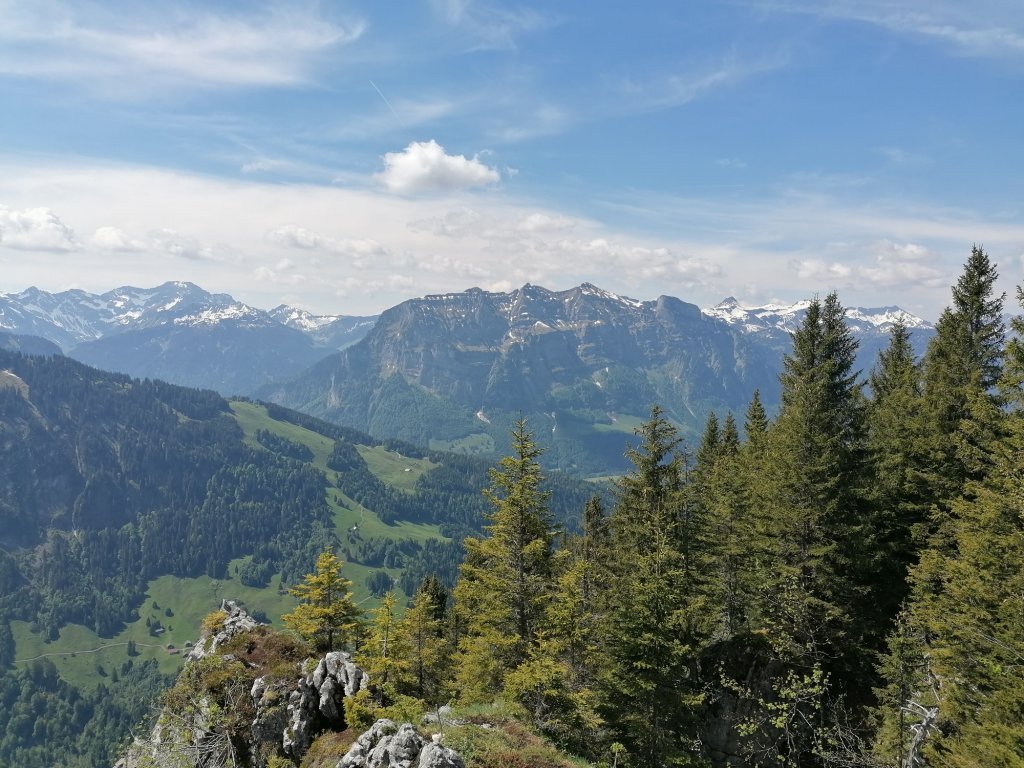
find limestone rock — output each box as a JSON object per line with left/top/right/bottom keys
{"left": 283, "top": 651, "right": 369, "bottom": 757}
{"left": 187, "top": 599, "right": 261, "bottom": 661}
{"left": 336, "top": 719, "right": 464, "bottom": 768}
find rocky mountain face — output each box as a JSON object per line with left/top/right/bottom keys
{"left": 0, "top": 282, "right": 376, "bottom": 395}
{"left": 261, "top": 283, "right": 932, "bottom": 474}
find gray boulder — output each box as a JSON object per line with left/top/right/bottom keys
{"left": 337, "top": 719, "right": 464, "bottom": 768}
{"left": 284, "top": 651, "right": 369, "bottom": 757}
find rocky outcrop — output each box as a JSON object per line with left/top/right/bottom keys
{"left": 114, "top": 600, "right": 370, "bottom": 768}
{"left": 337, "top": 719, "right": 464, "bottom": 768}
{"left": 282, "top": 651, "right": 369, "bottom": 756}
{"left": 187, "top": 599, "right": 261, "bottom": 661}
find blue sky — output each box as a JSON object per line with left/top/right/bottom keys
{"left": 1, "top": 0, "right": 1022, "bottom": 318}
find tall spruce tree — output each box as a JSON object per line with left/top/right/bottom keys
{"left": 864, "top": 320, "right": 932, "bottom": 628}
{"left": 452, "top": 418, "right": 555, "bottom": 702}
{"left": 920, "top": 246, "right": 1006, "bottom": 511}
{"left": 883, "top": 284, "right": 1024, "bottom": 765}
{"left": 759, "top": 293, "right": 867, "bottom": 665}
{"left": 600, "top": 406, "right": 713, "bottom": 767}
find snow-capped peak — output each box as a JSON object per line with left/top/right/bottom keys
{"left": 704, "top": 297, "right": 930, "bottom": 334}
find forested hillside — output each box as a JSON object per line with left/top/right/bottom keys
{"left": 0, "top": 351, "right": 596, "bottom": 766}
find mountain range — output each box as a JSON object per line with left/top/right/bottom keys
{"left": 0, "top": 282, "right": 375, "bottom": 394}
{"left": 1, "top": 280, "right": 933, "bottom": 473}
{"left": 260, "top": 283, "right": 934, "bottom": 474}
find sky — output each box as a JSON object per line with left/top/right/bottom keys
{"left": 1, "top": 0, "right": 1023, "bottom": 320}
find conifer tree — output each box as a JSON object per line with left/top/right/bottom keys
{"left": 920, "top": 246, "right": 1006, "bottom": 510}
{"left": 863, "top": 320, "right": 932, "bottom": 627}
{"left": 453, "top": 418, "right": 555, "bottom": 702}
{"left": 395, "top": 579, "right": 450, "bottom": 703}
{"left": 282, "top": 549, "right": 361, "bottom": 652}
{"left": 886, "top": 284, "right": 1024, "bottom": 765}
{"left": 359, "top": 592, "right": 409, "bottom": 704}
{"left": 760, "top": 293, "right": 867, "bottom": 664}
{"left": 600, "top": 406, "right": 713, "bottom": 766}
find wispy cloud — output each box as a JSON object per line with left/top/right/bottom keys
{"left": 759, "top": 1, "right": 1024, "bottom": 61}
{"left": 430, "top": 0, "right": 553, "bottom": 51}
{"left": 0, "top": 1, "right": 365, "bottom": 92}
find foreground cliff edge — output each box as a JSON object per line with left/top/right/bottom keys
{"left": 114, "top": 600, "right": 583, "bottom": 768}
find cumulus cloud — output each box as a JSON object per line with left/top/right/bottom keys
{"left": 150, "top": 229, "right": 219, "bottom": 261}
{"left": 0, "top": 205, "right": 78, "bottom": 251}
{"left": 376, "top": 140, "right": 501, "bottom": 194}
{"left": 553, "top": 238, "right": 723, "bottom": 283}
{"left": 90, "top": 226, "right": 145, "bottom": 251}
{"left": 790, "top": 240, "right": 947, "bottom": 288}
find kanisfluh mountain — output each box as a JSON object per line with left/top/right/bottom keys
{"left": 261, "top": 283, "right": 933, "bottom": 474}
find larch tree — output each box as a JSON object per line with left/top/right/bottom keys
{"left": 282, "top": 549, "right": 362, "bottom": 652}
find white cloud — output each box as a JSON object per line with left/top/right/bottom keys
{"left": 90, "top": 226, "right": 145, "bottom": 252}
{"left": 762, "top": 1, "right": 1024, "bottom": 61}
{"left": 150, "top": 229, "right": 220, "bottom": 262}
{"left": 0, "top": 205, "right": 77, "bottom": 251}
{"left": 790, "top": 240, "right": 947, "bottom": 289}
{"left": 430, "top": 0, "right": 552, "bottom": 51}
{"left": 267, "top": 225, "right": 390, "bottom": 263}
{"left": 376, "top": 141, "right": 501, "bottom": 194}
{"left": 0, "top": 2, "right": 365, "bottom": 93}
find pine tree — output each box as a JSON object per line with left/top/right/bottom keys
{"left": 889, "top": 283, "right": 1024, "bottom": 765}
{"left": 920, "top": 246, "right": 1006, "bottom": 510}
{"left": 453, "top": 418, "right": 555, "bottom": 702}
{"left": 863, "top": 320, "right": 932, "bottom": 628}
{"left": 282, "top": 549, "right": 362, "bottom": 652}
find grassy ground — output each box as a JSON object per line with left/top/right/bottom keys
{"left": 429, "top": 432, "right": 495, "bottom": 456}
{"left": 11, "top": 556, "right": 297, "bottom": 689}
{"left": 356, "top": 445, "right": 436, "bottom": 492}
{"left": 591, "top": 413, "right": 646, "bottom": 434}
{"left": 230, "top": 400, "right": 336, "bottom": 470}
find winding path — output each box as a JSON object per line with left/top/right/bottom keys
{"left": 14, "top": 641, "right": 171, "bottom": 663}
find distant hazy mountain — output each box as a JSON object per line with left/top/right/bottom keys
{"left": 260, "top": 283, "right": 933, "bottom": 475}
{"left": 0, "top": 330, "right": 62, "bottom": 357}
{"left": 0, "top": 282, "right": 376, "bottom": 394}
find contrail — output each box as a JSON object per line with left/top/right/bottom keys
{"left": 369, "top": 80, "right": 402, "bottom": 125}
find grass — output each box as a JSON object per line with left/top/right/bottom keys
{"left": 230, "top": 400, "right": 336, "bottom": 470}
{"left": 429, "top": 432, "right": 496, "bottom": 456}
{"left": 10, "top": 402, "right": 454, "bottom": 692}
{"left": 356, "top": 445, "right": 436, "bottom": 492}
{"left": 11, "top": 557, "right": 297, "bottom": 688}
{"left": 591, "top": 413, "right": 646, "bottom": 434}
{"left": 328, "top": 490, "right": 445, "bottom": 544}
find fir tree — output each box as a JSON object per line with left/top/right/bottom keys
{"left": 395, "top": 579, "right": 449, "bottom": 703}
